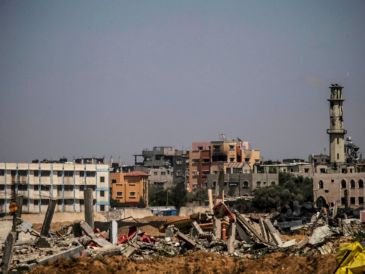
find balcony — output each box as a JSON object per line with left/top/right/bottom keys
{"left": 212, "top": 152, "right": 227, "bottom": 162}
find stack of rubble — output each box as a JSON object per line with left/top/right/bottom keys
{"left": 1, "top": 192, "right": 364, "bottom": 273}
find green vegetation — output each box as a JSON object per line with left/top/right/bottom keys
{"left": 148, "top": 182, "right": 187, "bottom": 208}
{"left": 251, "top": 173, "right": 313, "bottom": 212}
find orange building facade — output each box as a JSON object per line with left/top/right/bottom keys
{"left": 110, "top": 171, "right": 149, "bottom": 206}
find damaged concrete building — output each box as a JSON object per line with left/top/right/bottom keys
{"left": 134, "top": 146, "right": 187, "bottom": 189}
{"left": 313, "top": 84, "right": 365, "bottom": 209}
{"left": 0, "top": 158, "right": 110, "bottom": 214}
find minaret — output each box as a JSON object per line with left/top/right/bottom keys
{"left": 327, "top": 84, "right": 347, "bottom": 164}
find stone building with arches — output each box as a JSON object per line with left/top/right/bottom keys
{"left": 312, "top": 84, "right": 365, "bottom": 209}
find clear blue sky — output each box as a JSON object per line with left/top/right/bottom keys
{"left": 0, "top": 0, "right": 364, "bottom": 164}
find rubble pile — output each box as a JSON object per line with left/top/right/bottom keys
{"left": 0, "top": 200, "right": 364, "bottom": 273}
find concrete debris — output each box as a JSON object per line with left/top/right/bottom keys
{"left": 308, "top": 225, "right": 333, "bottom": 245}
{"left": 1, "top": 198, "right": 365, "bottom": 273}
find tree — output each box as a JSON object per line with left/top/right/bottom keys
{"left": 251, "top": 173, "right": 313, "bottom": 212}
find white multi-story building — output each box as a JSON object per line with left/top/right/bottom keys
{"left": 0, "top": 161, "right": 110, "bottom": 213}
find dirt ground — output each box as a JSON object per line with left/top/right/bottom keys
{"left": 30, "top": 251, "right": 337, "bottom": 274}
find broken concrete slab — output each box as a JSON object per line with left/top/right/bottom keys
{"left": 1, "top": 232, "right": 16, "bottom": 274}
{"left": 308, "top": 225, "right": 333, "bottom": 245}
{"left": 40, "top": 199, "right": 56, "bottom": 237}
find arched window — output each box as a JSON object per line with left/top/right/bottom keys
{"left": 243, "top": 181, "right": 249, "bottom": 189}
{"left": 359, "top": 180, "right": 364, "bottom": 189}
{"left": 319, "top": 180, "right": 324, "bottom": 189}
{"left": 350, "top": 180, "right": 355, "bottom": 189}
{"left": 256, "top": 181, "right": 261, "bottom": 188}
{"left": 341, "top": 180, "right": 347, "bottom": 189}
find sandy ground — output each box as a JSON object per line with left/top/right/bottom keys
{"left": 22, "top": 212, "right": 107, "bottom": 224}
{"left": 29, "top": 251, "right": 337, "bottom": 274}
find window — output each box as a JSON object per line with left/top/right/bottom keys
{"left": 11, "top": 170, "right": 16, "bottom": 176}
{"left": 161, "top": 172, "right": 166, "bottom": 176}
{"left": 129, "top": 192, "right": 136, "bottom": 197}
{"left": 34, "top": 199, "right": 39, "bottom": 205}
{"left": 18, "top": 170, "right": 28, "bottom": 176}
{"left": 57, "top": 185, "right": 63, "bottom": 191}
{"left": 112, "top": 179, "right": 117, "bottom": 184}
{"left": 341, "top": 197, "right": 346, "bottom": 205}
{"left": 34, "top": 185, "right": 39, "bottom": 191}
{"left": 64, "top": 185, "right": 74, "bottom": 191}
{"left": 87, "top": 171, "right": 96, "bottom": 177}
{"left": 64, "top": 171, "right": 74, "bottom": 177}
{"left": 230, "top": 158, "right": 234, "bottom": 162}
{"left": 41, "top": 199, "right": 49, "bottom": 205}
{"left": 0, "top": 185, "right": 5, "bottom": 190}
{"left": 117, "top": 192, "right": 123, "bottom": 197}
{"left": 359, "top": 180, "right": 364, "bottom": 189}
{"left": 81, "top": 171, "right": 96, "bottom": 177}
{"left": 100, "top": 205, "right": 105, "bottom": 211}
{"left": 243, "top": 181, "right": 249, "bottom": 189}
{"left": 100, "top": 176, "right": 105, "bottom": 183}
{"left": 64, "top": 199, "right": 74, "bottom": 205}
{"left": 350, "top": 180, "right": 355, "bottom": 189}
{"left": 41, "top": 185, "right": 50, "bottom": 191}
{"left": 271, "top": 181, "right": 276, "bottom": 186}
{"left": 256, "top": 181, "right": 261, "bottom": 188}
{"left": 359, "top": 197, "right": 364, "bottom": 204}
{"left": 337, "top": 153, "right": 339, "bottom": 160}
{"left": 18, "top": 184, "right": 28, "bottom": 191}
{"left": 350, "top": 197, "right": 355, "bottom": 205}
{"left": 154, "top": 172, "right": 158, "bottom": 175}
{"left": 0, "top": 170, "right": 4, "bottom": 176}
{"left": 341, "top": 180, "right": 346, "bottom": 189}
{"left": 319, "top": 180, "right": 324, "bottom": 189}
{"left": 79, "top": 185, "right": 85, "bottom": 191}
{"left": 40, "top": 171, "right": 51, "bottom": 177}
{"left": 100, "top": 190, "right": 105, "bottom": 197}
{"left": 229, "top": 145, "right": 235, "bottom": 151}
{"left": 57, "top": 171, "right": 63, "bottom": 177}
{"left": 34, "top": 171, "right": 39, "bottom": 177}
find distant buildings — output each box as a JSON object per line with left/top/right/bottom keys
{"left": 188, "top": 139, "right": 262, "bottom": 191}
{"left": 110, "top": 171, "right": 149, "bottom": 207}
{"left": 134, "top": 146, "right": 187, "bottom": 189}
{"left": 0, "top": 158, "right": 109, "bottom": 214}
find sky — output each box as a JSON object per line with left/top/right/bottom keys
{"left": 0, "top": 0, "right": 364, "bottom": 164}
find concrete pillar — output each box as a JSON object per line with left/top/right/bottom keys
{"left": 213, "top": 217, "right": 221, "bottom": 240}
{"left": 84, "top": 189, "right": 94, "bottom": 228}
{"left": 227, "top": 222, "right": 236, "bottom": 254}
{"left": 109, "top": 220, "right": 118, "bottom": 244}
{"left": 1, "top": 232, "right": 16, "bottom": 274}
{"left": 40, "top": 199, "right": 56, "bottom": 237}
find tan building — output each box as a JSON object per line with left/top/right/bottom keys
{"left": 313, "top": 173, "right": 365, "bottom": 208}
{"left": 188, "top": 139, "right": 261, "bottom": 191}
{"left": 110, "top": 171, "right": 149, "bottom": 206}
{"left": 312, "top": 84, "right": 365, "bottom": 209}
{"left": 188, "top": 142, "right": 211, "bottom": 191}
{"left": 0, "top": 161, "right": 110, "bottom": 214}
